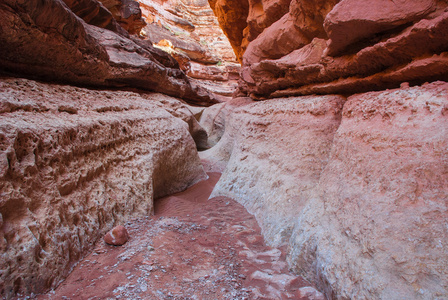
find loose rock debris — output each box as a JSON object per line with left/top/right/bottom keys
{"left": 37, "top": 173, "right": 323, "bottom": 299}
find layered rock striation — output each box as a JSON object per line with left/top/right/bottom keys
{"left": 0, "top": 78, "right": 207, "bottom": 298}
{"left": 210, "top": 0, "right": 448, "bottom": 98}
{"left": 0, "top": 0, "right": 217, "bottom": 106}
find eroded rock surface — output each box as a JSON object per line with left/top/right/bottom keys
{"left": 99, "top": 0, "right": 147, "bottom": 34}
{"left": 205, "top": 82, "right": 448, "bottom": 299}
{"left": 0, "top": 78, "right": 207, "bottom": 298}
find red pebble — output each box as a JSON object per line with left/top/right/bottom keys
{"left": 104, "top": 225, "right": 129, "bottom": 246}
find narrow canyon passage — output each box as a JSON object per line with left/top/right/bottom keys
{"left": 2, "top": 0, "right": 448, "bottom": 298}
{"left": 36, "top": 171, "right": 322, "bottom": 299}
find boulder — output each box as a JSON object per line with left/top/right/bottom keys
{"left": 99, "top": 0, "right": 146, "bottom": 34}
{"left": 324, "top": 0, "right": 436, "bottom": 56}
{"left": 243, "top": 13, "right": 311, "bottom": 66}
{"left": 0, "top": 78, "right": 207, "bottom": 298}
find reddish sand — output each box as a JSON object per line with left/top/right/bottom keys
{"left": 37, "top": 173, "right": 318, "bottom": 299}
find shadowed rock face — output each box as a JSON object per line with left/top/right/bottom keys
{"left": 0, "top": 0, "right": 218, "bottom": 106}
{"left": 99, "top": 0, "right": 147, "bottom": 34}
{"left": 62, "top": 0, "right": 146, "bottom": 35}
{"left": 61, "top": 0, "right": 130, "bottom": 36}
{"left": 208, "top": 0, "right": 250, "bottom": 62}
{"left": 210, "top": 0, "right": 448, "bottom": 98}
{"left": 0, "top": 78, "right": 208, "bottom": 298}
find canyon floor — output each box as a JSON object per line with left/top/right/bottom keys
{"left": 35, "top": 171, "right": 322, "bottom": 300}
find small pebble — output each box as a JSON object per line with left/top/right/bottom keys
{"left": 104, "top": 225, "right": 129, "bottom": 246}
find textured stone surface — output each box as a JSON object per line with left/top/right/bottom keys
{"left": 38, "top": 174, "right": 319, "bottom": 299}
{"left": 62, "top": 0, "right": 130, "bottom": 36}
{"left": 139, "top": 0, "right": 236, "bottom": 63}
{"left": 0, "top": 0, "right": 218, "bottom": 106}
{"left": 242, "top": 14, "right": 310, "bottom": 66}
{"left": 104, "top": 225, "right": 129, "bottom": 246}
{"left": 289, "top": 82, "right": 448, "bottom": 299}
{"left": 137, "top": 0, "right": 239, "bottom": 97}
{"left": 245, "top": 0, "right": 291, "bottom": 44}
{"left": 0, "top": 78, "right": 207, "bottom": 298}
{"left": 208, "top": 0, "right": 249, "bottom": 62}
{"left": 149, "top": 93, "right": 209, "bottom": 150}
{"left": 242, "top": 0, "right": 337, "bottom": 66}
{"left": 199, "top": 102, "right": 227, "bottom": 148}
{"left": 199, "top": 97, "right": 254, "bottom": 172}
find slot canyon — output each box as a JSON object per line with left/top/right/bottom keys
{"left": 0, "top": 0, "right": 447, "bottom": 299}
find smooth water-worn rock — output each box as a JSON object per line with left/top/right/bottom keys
{"left": 208, "top": 95, "right": 346, "bottom": 245}
{"left": 0, "top": 78, "right": 207, "bottom": 298}
{"left": 206, "top": 82, "right": 448, "bottom": 299}
{"left": 289, "top": 82, "right": 448, "bottom": 299}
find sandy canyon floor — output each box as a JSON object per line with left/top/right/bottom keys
{"left": 33, "top": 172, "right": 323, "bottom": 300}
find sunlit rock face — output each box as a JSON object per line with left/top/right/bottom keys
{"left": 209, "top": 0, "right": 448, "bottom": 98}
{"left": 136, "top": 0, "right": 240, "bottom": 98}
{"left": 1, "top": 0, "right": 448, "bottom": 299}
